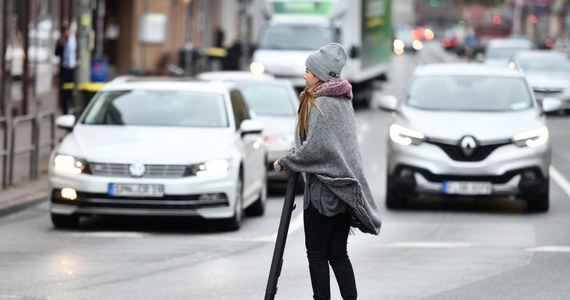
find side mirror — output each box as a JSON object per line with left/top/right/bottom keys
{"left": 541, "top": 97, "right": 562, "bottom": 113}
{"left": 378, "top": 95, "right": 398, "bottom": 111}
{"left": 240, "top": 119, "right": 263, "bottom": 137}
{"left": 55, "top": 115, "right": 76, "bottom": 130}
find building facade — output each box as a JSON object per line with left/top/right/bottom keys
{"left": 0, "top": 0, "right": 248, "bottom": 188}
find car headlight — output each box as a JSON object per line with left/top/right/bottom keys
{"left": 250, "top": 62, "right": 265, "bottom": 76}
{"left": 389, "top": 124, "right": 424, "bottom": 146}
{"left": 513, "top": 127, "right": 549, "bottom": 147}
{"left": 412, "top": 40, "right": 423, "bottom": 50}
{"left": 393, "top": 39, "right": 405, "bottom": 50}
{"left": 186, "top": 159, "right": 231, "bottom": 177}
{"left": 53, "top": 154, "right": 90, "bottom": 174}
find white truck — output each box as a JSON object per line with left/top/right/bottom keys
{"left": 250, "top": 0, "right": 392, "bottom": 106}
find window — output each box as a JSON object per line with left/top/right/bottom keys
{"left": 83, "top": 90, "right": 229, "bottom": 127}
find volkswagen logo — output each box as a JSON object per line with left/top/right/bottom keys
{"left": 459, "top": 136, "right": 477, "bottom": 157}
{"left": 129, "top": 163, "right": 146, "bottom": 177}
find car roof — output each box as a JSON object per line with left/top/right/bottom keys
{"left": 414, "top": 63, "right": 525, "bottom": 78}
{"left": 197, "top": 71, "right": 275, "bottom": 81}
{"left": 101, "top": 76, "right": 231, "bottom": 93}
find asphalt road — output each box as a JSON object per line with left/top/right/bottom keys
{"left": 1, "top": 42, "right": 570, "bottom": 299}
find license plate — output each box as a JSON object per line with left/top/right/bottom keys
{"left": 443, "top": 181, "right": 492, "bottom": 195}
{"left": 109, "top": 183, "right": 165, "bottom": 197}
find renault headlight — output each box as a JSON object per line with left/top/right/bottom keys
{"left": 53, "top": 154, "right": 89, "bottom": 174}
{"left": 187, "top": 159, "right": 231, "bottom": 177}
{"left": 389, "top": 124, "right": 424, "bottom": 146}
{"left": 513, "top": 127, "right": 549, "bottom": 147}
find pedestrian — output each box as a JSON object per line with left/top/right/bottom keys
{"left": 54, "top": 24, "right": 76, "bottom": 115}
{"left": 273, "top": 43, "right": 381, "bottom": 300}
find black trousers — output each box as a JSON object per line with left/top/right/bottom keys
{"left": 59, "top": 67, "right": 75, "bottom": 115}
{"left": 304, "top": 202, "right": 357, "bottom": 300}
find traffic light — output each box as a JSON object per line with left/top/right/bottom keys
{"left": 492, "top": 15, "right": 502, "bottom": 25}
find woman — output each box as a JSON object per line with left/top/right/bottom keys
{"left": 273, "top": 43, "right": 381, "bottom": 300}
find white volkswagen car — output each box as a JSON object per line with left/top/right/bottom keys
{"left": 49, "top": 77, "right": 267, "bottom": 230}
{"left": 381, "top": 63, "right": 561, "bottom": 212}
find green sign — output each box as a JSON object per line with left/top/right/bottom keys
{"left": 271, "top": 0, "right": 334, "bottom": 15}
{"left": 362, "top": 0, "right": 392, "bottom": 69}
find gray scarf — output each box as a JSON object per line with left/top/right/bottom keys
{"left": 278, "top": 79, "right": 381, "bottom": 235}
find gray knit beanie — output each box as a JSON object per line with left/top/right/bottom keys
{"left": 305, "top": 43, "right": 348, "bottom": 82}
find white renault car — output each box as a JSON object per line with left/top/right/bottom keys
{"left": 380, "top": 63, "right": 561, "bottom": 212}
{"left": 49, "top": 77, "right": 267, "bottom": 230}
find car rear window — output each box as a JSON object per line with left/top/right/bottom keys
{"left": 239, "top": 85, "right": 297, "bottom": 116}
{"left": 82, "top": 90, "right": 229, "bottom": 127}
{"left": 406, "top": 76, "right": 532, "bottom": 112}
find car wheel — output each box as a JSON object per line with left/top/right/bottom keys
{"left": 246, "top": 170, "right": 267, "bottom": 216}
{"left": 526, "top": 182, "right": 549, "bottom": 213}
{"left": 220, "top": 175, "right": 244, "bottom": 231}
{"left": 51, "top": 213, "right": 80, "bottom": 229}
{"left": 385, "top": 175, "right": 407, "bottom": 209}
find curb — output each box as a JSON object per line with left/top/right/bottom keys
{"left": 0, "top": 176, "right": 50, "bottom": 217}
{"left": 0, "top": 193, "right": 49, "bottom": 218}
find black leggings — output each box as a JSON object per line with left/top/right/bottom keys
{"left": 304, "top": 202, "right": 357, "bottom": 300}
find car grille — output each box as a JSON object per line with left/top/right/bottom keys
{"left": 51, "top": 190, "right": 229, "bottom": 209}
{"left": 429, "top": 142, "right": 510, "bottom": 162}
{"left": 396, "top": 165, "right": 544, "bottom": 184}
{"left": 533, "top": 87, "right": 563, "bottom": 94}
{"left": 90, "top": 163, "right": 187, "bottom": 178}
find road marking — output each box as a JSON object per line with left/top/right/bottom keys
{"left": 67, "top": 232, "right": 146, "bottom": 238}
{"left": 550, "top": 166, "right": 570, "bottom": 198}
{"left": 379, "top": 242, "right": 472, "bottom": 249}
{"left": 526, "top": 246, "right": 570, "bottom": 253}
{"left": 252, "top": 210, "right": 304, "bottom": 242}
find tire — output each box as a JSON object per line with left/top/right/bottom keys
{"left": 385, "top": 175, "right": 407, "bottom": 209}
{"left": 220, "top": 176, "right": 244, "bottom": 231}
{"left": 246, "top": 170, "right": 267, "bottom": 216}
{"left": 526, "top": 182, "right": 549, "bottom": 213}
{"left": 51, "top": 213, "right": 80, "bottom": 229}
{"left": 385, "top": 187, "right": 407, "bottom": 209}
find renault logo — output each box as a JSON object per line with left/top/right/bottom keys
{"left": 129, "top": 163, "right": 146, "bottom": 177}
{"left": 459, "top": 136, "right": 477, "bottom": 156}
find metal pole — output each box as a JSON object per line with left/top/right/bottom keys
{"left": 265, "top": 172, "right": 299, "bottom": 300}
{"left": 75, "top": 0, "right": 93, "bottom": 114}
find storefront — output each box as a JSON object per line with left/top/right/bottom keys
{"left": 1, "top": 0, "right": 73, "bottom": 118}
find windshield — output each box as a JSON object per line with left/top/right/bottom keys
{"left": 518, "top": 57, "right": 570, "bottom": 73}
{"left": 406, "top": 76, "right": 532, "bottom": 112}
{"left": 82, "top": 90, "right": 229, "bottom": 127}
{"left": 239, "top": 84, "right": 296, "bottom": 117}
{"left": 258, "top": 25, "right": 336, "bottom": 51}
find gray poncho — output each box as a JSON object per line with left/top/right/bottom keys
{"left": 278, "top": 79, "right": 382, "bottom": 235}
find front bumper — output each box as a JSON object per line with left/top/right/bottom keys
{"left": 49, "top": 171, "right": 238, "bottom": 219}
{"left": 387, "top": 139, "right": 551, "bottom": 197}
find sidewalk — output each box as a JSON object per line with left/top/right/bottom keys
{"left": 0, "top": 175, "right": 50, "bottom": 217}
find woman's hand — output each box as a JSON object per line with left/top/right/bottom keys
{"left": 273, "top": 161, "right": 287, "bottom": 173}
